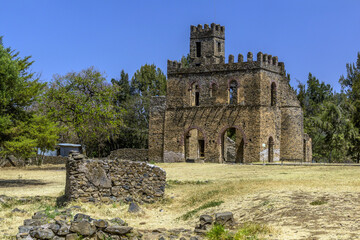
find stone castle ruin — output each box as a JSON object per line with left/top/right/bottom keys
{"left": 149, "top": 23, "right": 312, "bottom": 163}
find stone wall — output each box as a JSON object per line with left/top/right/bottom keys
{"left": 109, "top": 148, "right": 148, "bottom": 162}
{"left": 65, "top": 152, "right": 166, "bottom": 203}
{"left": 148, "top": 96, "right": 166, "bottom": 162}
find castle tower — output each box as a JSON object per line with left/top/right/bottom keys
{"left": 190, "top": 23, "right": 225, "bottom": 66}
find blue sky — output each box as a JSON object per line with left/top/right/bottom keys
{"left": 1, "top": 0, "right": 359, "bottom": 91}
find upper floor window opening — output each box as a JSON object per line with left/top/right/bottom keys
{"left": 190, "top": 83, "right": 200, "bottom": 106}
{"left": 217, "top": 42, "right": 221, "bottom": 53}
{"left": 196, "top": 42, "right": 201, "bottom": 57}
{"left": 229, "top": 80, "right": 238, "bottom": 104}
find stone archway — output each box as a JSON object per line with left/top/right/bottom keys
{"left": 218, "top": 126, "right": 246, "bottom": 163}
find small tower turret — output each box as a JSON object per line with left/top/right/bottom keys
{"left": 190, "top": 23, "right": 225, "bottom": 66}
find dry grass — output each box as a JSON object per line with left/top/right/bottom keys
{"left": 2, "top": 163, "right": 360, "bottom": 239}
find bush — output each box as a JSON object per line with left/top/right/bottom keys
{"left": 207, "top": 224, "right": 232, "bottom": 240}
{"left": 233, "top": 222, "right": 271, "bottom": 240}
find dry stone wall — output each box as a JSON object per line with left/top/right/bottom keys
{"left": 65, "top": 153, "right": 166, "bottom": 203}
{"left": 109, "top": 148, "right": 148, "bottom": 162}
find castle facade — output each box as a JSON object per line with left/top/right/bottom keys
{"left": 149, "top": 23, "right": 312, "bottom": 163}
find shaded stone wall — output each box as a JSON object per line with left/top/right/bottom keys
{"left": 148, "top": 96, "right": 166, "bottom": 162}
{"left": 109, "top": 148, "right": 148, "bottom": 162}
{"left": 65, "top": 153, "right": 166, "bottom": 203}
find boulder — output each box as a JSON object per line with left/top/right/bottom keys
{"left": 29, "top": 229, "right": 55, "bottom": 239}
{"left": 70, "top": 220, "right": 96, "bottom": 236}
{"left": 200, "top": 214, "right": 213, "bottom": 224}
{"left": 57, "top": 224, "right": 70, "bottom": 236}
{"left": 215, "top": 212, "right": 234, "bottom": 226}
{"left": 104, "top": 225, "right": 133, "bottom": 235}
{"left": 93, "top": 219, "right": 108, "bottom": 228}
{"left": 65, "top": 233, "right": 78, "bottom": 240}
{"left": 128, "top": 202, "right": 141, "bottom": 213}
{"left": 110, "top": 217, "right": 126, "bottom": 226}
{"left": 73, "top": 213, "right": 91, "bottom": 222}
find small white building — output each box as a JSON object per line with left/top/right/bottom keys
{"left": 57, "top": 143, "right": 82, "bottom": 157}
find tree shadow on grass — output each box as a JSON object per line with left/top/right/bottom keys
{"left": 0, "top": 179, "right": 48, "bottom": 188}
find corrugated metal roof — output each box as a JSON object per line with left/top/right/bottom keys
{"left": 57, "top": 143, "right": 82, "bottom": 147}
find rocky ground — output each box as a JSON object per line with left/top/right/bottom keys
{"left": 15, "top": 205, "right": 235, "bottom": 240}
{"left": 223, "top": 190, "right": 360, "bottom": 240}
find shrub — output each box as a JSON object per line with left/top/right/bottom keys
{"left": 207, "top": 224, "right": 232, "bottom": 240}
{"left": 233, "top": 222, "right": 271, "bottom": 240}
{"left": 310, "top": 200, "right": 327, "bottom": 205}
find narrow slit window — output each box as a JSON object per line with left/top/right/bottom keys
{"left": 196, "top": 42, "right": 201, "bottom": 57}
{"left": 198, "top": 140, "right": 205, "bottom": 157}
{"left": 271, "top": 82, "right": 277, "bottom": 106}
{"left": 195, "top": 91, "right": 200, "bottom": 106}
{"left": 218, "top": 42, "right": 221, "bottom": 53}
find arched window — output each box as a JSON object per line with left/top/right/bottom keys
{"left": 190, "top": 83, "right": 200, "bottom": 106}
{"left": 229, "top": 80, "right": 238, "bottom": 104}
{"left": 271, "top": 82, "right": 277, "bottom": 106}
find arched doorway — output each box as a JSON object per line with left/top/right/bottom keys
{"left": 268, "top": 137, "right": 274, "bottom": 162}
{"left": 185, "top": 129, "right": 205, "bottom": 162}
{"left": 221, "top": 127, "right": 244, "bottom": 163}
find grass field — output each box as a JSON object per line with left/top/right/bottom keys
{"left": 1, "top": 163, "right": 360, "bottom": 239}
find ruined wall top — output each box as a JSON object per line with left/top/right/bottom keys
{"left": 168, "top": 52, "right": 285, "bottom": 76}
{"left": 190, "top": 23, "right": 225, "bottom": 40}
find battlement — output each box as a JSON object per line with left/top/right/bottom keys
{"left": 168, "top": 52, "right": 285, "bottom": 75}
{"left": 190, "top": 23, "right": 225, "bottom": 39}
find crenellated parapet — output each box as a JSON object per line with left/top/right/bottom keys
{"left": 190, "top": 23, "right": 225, "bottom": 39}
{"left": 167, "top": 51, "right": 285, "bottom": 76}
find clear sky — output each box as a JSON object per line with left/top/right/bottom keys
{"left": 1, "top": 0, "right": 359, "bottom": 91}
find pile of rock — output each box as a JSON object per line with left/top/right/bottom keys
{"left": 16, "top": 208, "right": 207, "bottom": 240}
{"left": 195, "top": 212, "right": 235, "bottom": 234}
{"left": 65, "top": 152, "right": 166, "bottom": 203}
{"left": 17, "top": 209, "right": 138, "bottom": 240}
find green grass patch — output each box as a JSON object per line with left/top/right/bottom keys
{"left": 233, "top": 222, "right": 271, "bottom": 240}
{"left": 179, "top": 200, "right": 224, "bottom": 221}
{"left": 310, "top": 200, "right": 327, "bottom": 206}
{"left": 206, "top": 222, "right": 272, "bottom": 240}
{"left": 207, "top": 224, "right": 232, "bottom": 240}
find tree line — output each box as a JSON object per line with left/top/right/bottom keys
{"left": 0, "top": 38, "right": 359, "bottom": 162}
{"left": 0, "top": 38, "right": 166, "bottom": 161}
{"left": 296, "top": 53, "right": 360, "bottom": 162}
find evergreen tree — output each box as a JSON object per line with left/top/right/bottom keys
{"left": 339, "top": 52, "right": 360, "bottom": 162}
{"left": 0, "top": 38, "right": 59, "bottom": 161}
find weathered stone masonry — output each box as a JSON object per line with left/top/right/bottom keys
{"left": 149, "top": 23, "right": 312, "bottom": 163}
{"left": 65, "top": 153, "right": 166, "bottom": 203}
